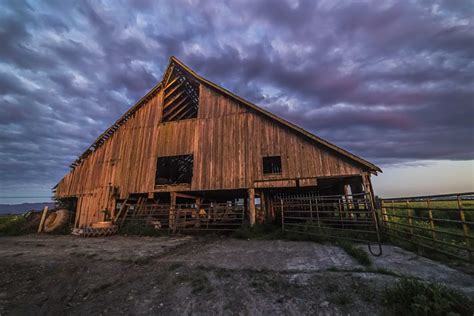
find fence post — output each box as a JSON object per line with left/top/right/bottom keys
{"left": 427, "top": 198, "right": 436, "bottom": 241}
{"left": 381, "top": 200, "right": 388, "bottom": 230}
{"left": 315, "top": 196, "right": 321, "bottom": 229}
{"left": 406, "top": 200, "right": 414, "bottom": 237}
{"left": 338, "top": 199, "right": 344, "bottom": 228}
{"left": 457, "top": 195, "right": 472, "bottom": 261}
{"left": 391, "top": 200, "right": 395, "bottom": 232}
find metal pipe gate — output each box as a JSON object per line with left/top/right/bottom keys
{"left": 120, "top": 201, "right": 245, "bottom": 233}
{"left": 276, "top": 192, "right": 382, "bottom": 254}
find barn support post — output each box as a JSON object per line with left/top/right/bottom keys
{"left": 248, "top": 188, "right": 256, "bottom": 227}
{"left": 264, "top": 191, "right": 275, "bottom": 222}
{"left": 195, "top": 197, "right": 202, "bottom": 208}
{"left": 170, "top": 192, "right": 177, "bottom": 232}
{"left": 268, "top": 193, "right": 275, "bottom": 221}
{"left": 343, "top": 182, "right": 354, "bottom": 219}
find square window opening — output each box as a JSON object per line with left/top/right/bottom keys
{"left": 155, "top": 155, "right": 193, "bottom": 185}
{"left": 263, "top": 156, "right": 282, "bottom": 175}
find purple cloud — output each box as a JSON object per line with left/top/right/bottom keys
{"left": 0, "top": 0, "right": 472, "bottom": 199}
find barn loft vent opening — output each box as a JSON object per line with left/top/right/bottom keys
{"left": 155, "top": 154, "right": 194, "bottom": 185}
{"left": 162, "top": 65, "right": 200, "bottom": 122}
{"left": 263, "top": 156, "right": 282, "bottom": 174}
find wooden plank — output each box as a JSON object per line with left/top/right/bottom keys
{"left": 254, "top": 179, "right": 297, "bottom": 188}
{"left": 37, "top": 206, "right": 49, "bottom": 233}
{"left": 166, "top": 100, "right": 194, "bottom": 121}
{"left": 114, "top": 198, "right": 128, "bottom": 224}
{"left": 164, "top": 81, "right": 184, "bottom": 99}
{"left": 175, "top": 192, "right": 198, "bottom": 199}
{"left": 163, "top": 91, "right": 185, "bottom": 109}
{"left": 299, "top": 178, "right": 318, "bottom": 187}
{"left": 164, "top": 76, "right": 180, "bottom": 90}
{"left": 170, "top": 192, "right": 177, "bottom": 232}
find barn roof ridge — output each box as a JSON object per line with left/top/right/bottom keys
{"left": 170, "top": 56, "right": 381, "bottom": 173}
{"left": 67, "top": 56, "right": 381, "bottom": 173}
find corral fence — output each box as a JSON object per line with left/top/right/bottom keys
{"left": 276, "top": 192, "right": 382, "bottom": 254}
{"left": 116, "top": 191, "right": 474, "bottom": 262}
{"left": 380, "top": 192, "right": 474, "bottom": 262}
{"left": 120, "top": 201, "right": 244, "bottom": 233}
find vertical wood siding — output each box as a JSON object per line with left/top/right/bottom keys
{"left": 56, "top": 84, "right": 369, "bottom": 226}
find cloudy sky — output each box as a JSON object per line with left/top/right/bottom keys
{"left": 0, "top": 0, "right": 473, "bottom": 203}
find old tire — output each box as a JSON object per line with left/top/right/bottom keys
{"left": 44, "top": 209, "right": 70, "bottom": 233}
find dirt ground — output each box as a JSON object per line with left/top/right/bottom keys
{"left": 0, "top": 235, "right": 473, "bottom": 315}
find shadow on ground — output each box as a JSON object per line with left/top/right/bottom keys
{"left": 0, "top": 235, "right": 472, "bottom": 315}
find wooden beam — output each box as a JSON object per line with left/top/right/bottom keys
{"left": 113, "top": 199, "right": 128, "bottom": 224}
{"left": 163, "top": 95, "right": 190, "bottom": 115}
{"left": 248, "top": 188, "right": 256, "bottom": 227}
{"left": 164, "top": 99, "right": 193, "bottom": 121}
{"left": 170, "top": 192, "right": 177, "bottom": 232}
{"left": 299, "top": 178, "right": 318, "bottom": 187}
{"left": 267, "top": 193, "right": 275, "bottom": 221}
{"left": 254, "top": 179, "right": 297, "bottom": 188}
{"left": 163, "top": 90, "right": 185, "bottom": 109}
{"left": 343, "top": 183, "right": 354, "bottom": 219}
{"left": 37, "top": 206, "right": 49, "bottom": 233}
{"left": 175, "top": 192, "right": 197, "bottom": 199}
{"left": 196, "top": 197, "right": 202, "bottom": 206}
{"left": 164, "top": 76, "right": 180, "bottom": 90}
{"left": 163, "top": 64, "right": 175, "bottom": 86}
{"left": 172, "top": 103, "right": 196, "bottom": 121}
{"left": 164, "top": 81, "right": 184, "bottom": 99}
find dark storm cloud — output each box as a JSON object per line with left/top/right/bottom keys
{"left": 0, "top": 0, "right": 473, "bottom": 198}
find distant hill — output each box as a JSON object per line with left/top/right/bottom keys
{"left": 0, "top": 202, "right": 55, "bottom": 215}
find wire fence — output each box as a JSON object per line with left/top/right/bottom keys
{"left": 381, "top": 192, "right": 474, "bottom": 262}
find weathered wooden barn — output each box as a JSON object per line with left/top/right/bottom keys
{"left": 54, "top": 56, "right": 381, "bottom": 230}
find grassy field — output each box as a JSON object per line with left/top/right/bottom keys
{"left": 0, "top": 215, "right": 26, "bottom": 236}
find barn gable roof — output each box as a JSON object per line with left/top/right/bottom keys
{"left": 67, "top": 56, "right": 381, "bottom": 174}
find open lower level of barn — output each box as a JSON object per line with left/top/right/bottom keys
{"left": 58, "top": 172, "right": 377, "bottom": 237}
